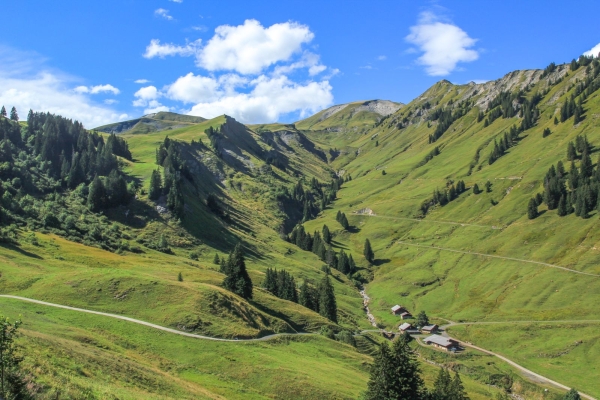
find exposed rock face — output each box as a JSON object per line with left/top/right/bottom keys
{"left": 353, "top": 100, "right": 402, "bottom": 116}
{"left": 318, "top": 104, "right": 349, "bottom": 121}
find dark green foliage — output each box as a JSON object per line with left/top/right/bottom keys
{"left": 489, "top": 125, "right": 520, "bottom": 164}
{"left": 317, "top": 275, "right": 337, "bottom": 322}
{"left": 335, "top": 331, "right": 356, "bottom": 347}
{"left": 554, "top": 116, "right": 559, "bottom": 125}
{"left": 433, "top": 368, "right": 469, "bottom": 400}
{"left": 565, "top": 388, "right": 582, "bottom": 400}
{"left": 149, "top": 170, "right": 162, "bottom": 200}
{"left": 322, "top": 224, "right": 331, "bottom": 244}
{"left": 262, "top": 268, "right": 298, "bottom": 303}
{"left": 364, "top": 238, "right": 374, "bottom": 264}
{"left": 416, "top": 311, "right": 429, "bottom": 328}
{"left": 473, "top": 184, "right": 480, "bottom": 195}
{"left": 543, "top": 128, "right": 551, "bottom": 138}
{"left": 364, "top": 336, "right": 425, "bottom": 400}
{"left": 567, "top": 141, "right": 577, "bottom": 161}
{"left": 485, "top": 180, "right": 492, "bottom": 193}
{"left": 417, "top": 146, "right": 441, "bottom": 167}
{"left": 381, "top": 170, "right": 386, "bottom": 176}
{"left": 0, "top": 316, "right": 31, "bottom": 400}
{"left": 178, "top": 272, "right": 183, "bottom": 282}
{"left": 222, "top": 244, "right": 253, "bottom": 299}
{"left": 428, "top": 101, "right": 471, "bottom": 143}
{"left": 9, "top": 107, "right": 18, "bottom": 122}
{"left": 541, "top": 62, "right": 556, "bottom": 77}
{"left": 527, "top": 198, "right": 538, "bottom": 219}
{"left": 299, "top": 280, "right": 319, "bottom": 312}
{"left": 213, "top": 253, "right": 220, "bottom": 264}
{"left": 0, "top": 106, "right": 6, "bottom": 117}
{"left": 88, "top": 175, "right": 106, "bottom": 212}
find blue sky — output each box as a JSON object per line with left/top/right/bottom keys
{"left": 0, "top": 0, "right": 599, "bottom": 127}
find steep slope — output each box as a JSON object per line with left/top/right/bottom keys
{"left": 95, "top": 111, "right": 207, "bottom": 134}
{"left": 303, "top": 56, "right": 600, "bottom": 395}
{"left": 295, "top": 100, "right": 403, "bottom": 155}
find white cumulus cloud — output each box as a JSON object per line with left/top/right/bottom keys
{"left": 584, "top": 42, "right": 600, "bottom": 57}
{"left": 197, "top": 19, "right": 314, "bottom": 74}
{"left": 154, "top": 8, "right": 173, "bottom": 20}
{"left": 406, "top": 12, "right": 479, "bottom": 76}
{"left": 133, "top": 85, "right": 169, "bottom": 114}
{"left": 143, "top": 39, "right": 201, "bottom": 59}
{"left": 178, "top": 74, "right": 333, "bottom": 123}
{"left": 74, "top": 84, "right": 120, "bottom": 95}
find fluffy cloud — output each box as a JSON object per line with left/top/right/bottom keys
{"left": 406, "top": 12, "right": 479, "bottom": 76}
{"left": 0, "top": 72, "right": 128, "bottom": 127}
{"left": 273, "top": 52, "right": 326, "bottom": 76}
{"left": 197, "top": 19, "right": 314, "bottom": 74}
{"left": 132, "top": 85, "right": 169, "bottom": 114}
{"left": 154, "top": 8, "right": 173, "bottom": 20}
{"left": 143, "top": 39, "right": 201, "bottom": 59}
{"left": 163, "top": 73, "right": 333, "bottom": 123}
{"left": 74, "top": 84, "right": 120, "bottom": 95}
{"left": 584, "top": 42, "right": 600, "bottom": 57}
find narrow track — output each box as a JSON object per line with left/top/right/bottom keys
{"left": 395, "top": 240, "right": 600, "bottom": 277}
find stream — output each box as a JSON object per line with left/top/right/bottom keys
{"left": 359, "top": 286, "right": 378, "bottom": 327}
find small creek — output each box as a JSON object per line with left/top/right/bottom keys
{"left": 359, "top": 286, "right": 378, "bottom": 327}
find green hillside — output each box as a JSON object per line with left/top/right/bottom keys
{"left": 95, "top": 111, "right": 207, "bottom": 135}
{"left": 1, "top": 55, "right": 599, "bottom": 399}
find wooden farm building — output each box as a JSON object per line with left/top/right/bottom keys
{"left": 391, "top": 305, "right": 405, "bottom": 315}
{"left": 421, "top": 324, "right": 438, "bottom": 334}
{"left": 398, "top": 323, "right": 420, "bottom": 334}
{"left": 423, "top": 335, "right": 459, "bottom": 351}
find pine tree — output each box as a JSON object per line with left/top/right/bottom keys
{"left": 433, "top": 368, "right": 452, "bottom": 399}
{"left": 416, "top": 311, "right": 429, "bottom": 328}
{"left": 567, "top": 142, "right": 577, "bottom": 161}
{"left": 9, "top": 107, "right": 18, "bottom": 122}
{"left": 317, "top": 275, "right": 337, "bottom": 322}
{"left": 299, "top": 280, "right": 317, "bottom": 311}
{"left": 88, "top": 175, "right": 106, "bottom": 212}
{"left": 0, "top": 316, "right": 28, "bottom": 400}
{"left": 213, "top": 253, "right": 220, "bottom": 264}
{"left": 450, "top": 371, "right": 469, "bottom": 400}
{"left": 565, "top": 389, "right": 582, "bottom": 400}
{"left": 178, "top": 272, "right": 183, "bottom": 282}
{"left": 558, "top": 195, "right": 568, "bottom": 216}
{"left": 149, "top": 169, "right": 162, "bottom": 200}
{"left": 554, "top": 116, "right": 559, "bottom": 125}
{"left": 339, "top": 213, "right": 349, "bottom": 230}
{"left": 527, "top": 198, "right": 538, "bottom": 219}
{"left": 222, "top": 244, "right": 253, "bottom": 299}
{"left": 365, "top": 336, "right": 425, "bottom": 400}
{"left": 485, "top": 180, "right": 492, "bottom": 192}
{"left": 473, "top": 183, "right": 480, "bottom": 194}
{"left": 0, "top": 106, "right": 6, "bottom": 118}
{"left": 322, "top": 224, "right": 331, "bottom": 244}
{"left": 364, "top": 239, "right": 374, "bottom": 264}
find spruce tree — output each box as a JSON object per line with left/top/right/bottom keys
{"left": 567, "top": 142, "right": 577, "bottom": 161}
{"left": 433, "top": 368, "right": 452, "bottom": 399}
{"left": 450, "top": 371, "right": 469, "bottom": 400}
{"left": 485, "top": 180, "right": 492, "bottom": 192}
{"left": 0, "top": 106, "right": 6, "bottom": 117}
{"left": 322, "top": 224, "right": 331, "bottom": 244}
{"left": 527, "top": 198, "right": 539, "bottom": 219}
{"left": 9, "top": 107, "right": 18, "bottom": 122}
{"left": 88, "top": 175, "right": 106, "bottom": 212}
{"left": 558, "top": 195, "right": 568, "bottom": 216}
{"left": 565, "top": 389, "right": 582, "bottom": 400}
{"left": 222, "top": 244, "right": 253, "bottom": 299}
{"left": 149, "top": 169, "right": 162, "bottom": 200}
{"left": 213, "top": 253, "right": 220, "bottom": 264}
{"left": 364, "top": 238, "right": 374, "bottom": 264}
{"left": 339, "top": 213, "right": 349, "bottom": 230}
{"left": 317, "top": 275, "right": 337, "bottom": 322}
{"left": 365, "top": 336, "right": 425, "bottom": 400}
{"left": 416, "top": 311, "right": 429, "bottom": 328}
{"left": 177, "top": 272, "right": 183, "bottom": 282}
{"left": 473, "top": 183, "right": 480, "bottom": 194}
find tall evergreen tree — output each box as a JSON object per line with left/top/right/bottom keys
{"left": 364, "top": 238, "right": 374, "bottom": 264}
{"left": 222, "top": 244, "right": 253, "bottom": 299}
{"left": 472, "top": 183, "right": 481, "bottom": 194}
{"left": 450, "top": 372, "right": 469, "bottom": 400}
{"left": 322, "top": 224, "right": 331, "bottom": 244}
{"left": 9, "top": 107, "right": 18, "bottom": 122}
{"left": 0, "top": 106, "right": 6, "bottom": 118}
{"left": 317, "top": 275, "right": 337, "bottom": 322}
{"left": 527, "top": 197, "right": 539, "bottom": 219}
{"left": 567, "top": 142, "right": 577, "bottom": 161}
{"left": 416, "top": 311, "right": 429, "bottom": 328}
{"left": 88, "top": 175, "right": 106, "bottom": 212}
{"left": 558, "top": 195, "right": 568, "bottom": 217}
{"left": 213, "top": 253, "right": 220, "bottom": 264}
{"left": 433, "top": 368, "right": 452, "bottom": 399}
{"left": 565, "top": 389, "right": 582, "bottom": 400}
{"left": 149, "top": 169, "right": 163, "bottom": 200}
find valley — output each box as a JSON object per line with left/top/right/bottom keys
{"left": 1, "top": 54, "right": 600, "bottom": 399}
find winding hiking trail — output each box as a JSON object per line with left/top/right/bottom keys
{"left": 395, "top": 240, "right": 600, "bottom": 277}
{"left": 2, "top": 294, "right": 597, "bottom": 399}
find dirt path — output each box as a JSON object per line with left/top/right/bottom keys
{"left": 2, "top": 294, "right": 596, "bottom": 399}
{"left": 353, "top": 213, "right": 502, "bottom": 230}
{"left": 0, "top": 295, "right": 307, "bottom": 342}
{"left": 395, "top": 241, "right": 600, "bottom": 277}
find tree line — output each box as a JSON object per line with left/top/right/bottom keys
{"left": 149, "top": 136, "right": 187, "bottom": 219}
